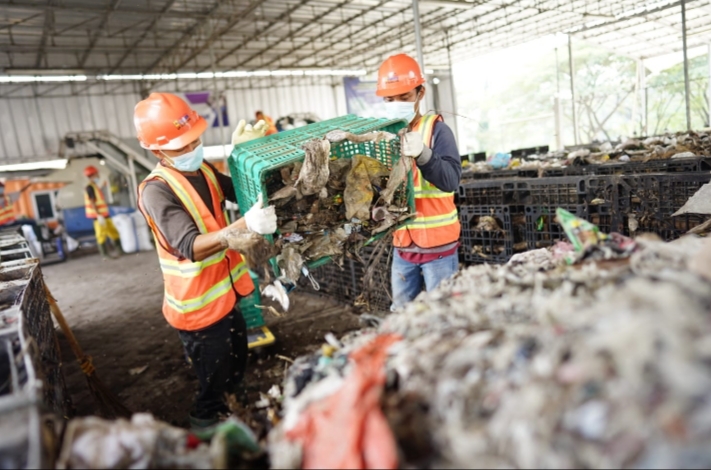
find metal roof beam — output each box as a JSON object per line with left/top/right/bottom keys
{"left": 142, "top": 0, "right": 235, "bottom": 73}
{"left": 210, "top": 0, "right": 313, "bottom": 68}
{"left": 35, "top": 0, "right": 55, "bottom": 68}
{"left": 78, "top": 0, "right": 122, "bottom": 68}
{"left": 0, "top": 1, "right": 211, "bottom": 20}
{"left": 168, "top": 0, "right": 270, "bottom": 72}
{"left": 107, "top": 0, "right": 182, "bottom": 74}
{"left": 233, "top": 0, "right": 358, "bottom": 69}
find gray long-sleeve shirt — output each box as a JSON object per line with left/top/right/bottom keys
{"left": 140, "top": 162, "right": 235, "bottom": 262}
{"left": 417, "top": 120, "right": 462, "bottom": 193}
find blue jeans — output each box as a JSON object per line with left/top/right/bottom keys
{"left": 391, "top": 249, "right": 459, "bottom": 311}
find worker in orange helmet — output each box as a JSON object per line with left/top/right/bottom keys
{"left": 0, "top": 181, "right": 17, "bottom": 227}
{"left": 255, "top": 110, "right": 278, "bottom": 136}
{"left": 376, "top": 53, "right": 462, "bottom": 311}
{"left": 134, "top": 93, "right": 277, "bottom": 429}
{"left": 84, "top": 165, "right": 123, "bottom": 259}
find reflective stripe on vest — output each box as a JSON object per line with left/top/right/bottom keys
{"left": 137, "top": 162, "right": 254, "bottom": 331}
{"left": 0, "top": 197, "right": 15, "bottom": 225}
{"left": 393, "top": 114, "right": 461, "bottom": 249}
{"left": 84, "top": 182, "right": 110, "bottom": 219}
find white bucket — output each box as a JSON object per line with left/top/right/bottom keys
{"left": 112, "top": 213, "right": 153, "bottom": 253}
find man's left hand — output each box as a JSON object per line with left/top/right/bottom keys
{"left": 402, "top": 131, "right": 433, "bottom": 166}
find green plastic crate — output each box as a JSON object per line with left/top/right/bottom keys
{"left": 228, "top": 115, "right": 414, "bottom": 272}
{"left": 239, "top": 271, "right": 265, "bottom": 330}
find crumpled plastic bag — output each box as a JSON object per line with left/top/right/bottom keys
{"left": 216, "top": 228, "right": 278, "bottom": 270}
{"left": 286, "top": 334, "right": 402, "bottom": 470}
{"left": 304, "top": 229, "right": 348, "bottom": 260}
{"left": 379, "top": 155, "right": 413, "bottom": 206}
{"left": 344, "top": 155, "right": 388, "bottom": 221}
{"left": 296, "top": 140, "right": 331, "bottom": 197}
{"left": 556, "top": 208, "right": 607, "bottom": 252}
{"left": 277, "top": 244, "right": 304, "bottom": 285}
{"left": 56, "top": 413, "right": 215, "bottom": 469}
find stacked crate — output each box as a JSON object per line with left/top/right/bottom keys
{"left": 457, "top": 157, "right": 711, "bottom": 264}
{"left": 0, "top": 230, "right": 71, "bottom": 468}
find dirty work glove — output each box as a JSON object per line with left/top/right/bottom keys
{"left": 244, "top": 194, "right": 277, "bottom": 235}
{"left": 402, "top": 131, "right": 433, "bottom": 166}
{"left": 97, "top": 215, "right": 106, "bottom": 225}
{"left": 232, "top": 119, "right": 268, "bottom": 145}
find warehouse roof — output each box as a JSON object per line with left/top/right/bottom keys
{"left": 0, "top": 0, "right": 709, "bottom": 80}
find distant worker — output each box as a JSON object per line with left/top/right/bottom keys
{"left": 134, "top": 93, "right": 276, "bottom": 429}
{"left": 0, "top": 181, "right": 16, "bottom": 227}
{"left": 255, "top": 110, "right": 278, "bottom": 136}
{"left": 84, "top": 165, "right": 123, "bottom": 259}
{"left": 0, "top": 181, "right": 59, "bottom": 251}
{"left": 376, "top": 54, "right": 462, "bottom": 310}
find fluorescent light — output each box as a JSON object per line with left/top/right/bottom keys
{"left": 419, "top": 0, "right": 473, "bottom": 9}
{"left": 0, "top": 68, "right": 366, "bottom": 84}
{"left": 0, "top": 75, "right": 86, "bottom": 83}
{"left": 0, "top": 159, "right": 68, "bottom": 172}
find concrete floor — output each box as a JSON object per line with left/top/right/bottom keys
{"left": 43, "top": 249, "right": 362, "bottom": 429}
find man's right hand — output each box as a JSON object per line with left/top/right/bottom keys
{"left": 97, "top": 215, "right": 106, "bottom": 225}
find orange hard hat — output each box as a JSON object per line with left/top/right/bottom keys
{"left": 134, "top": 93, "right": 207, "bottom": 150}
{"left": 376, "top": 54, "right": 425, "bottom": 97}
{"left": 84, "top": 165, "right": 99, "bottom": 178}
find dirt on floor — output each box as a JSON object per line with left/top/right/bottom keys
{"left": 43, "top": 250, "right": 363, "bottom": 431}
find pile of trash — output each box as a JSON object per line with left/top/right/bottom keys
{"left": 56, "top": 413, "right": 261, "bottom": 469}
{"left": 254, "top": 130, "right": 412, "bottom": 286}
{"left": 267, "top": 214, "right": 711, "bottom": 468}
{"left": 464, "top": 129, "right": 711, "bottom": 175}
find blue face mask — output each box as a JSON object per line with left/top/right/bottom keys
{"left": 166, "top": 143, "right": 204, "bottom": 172}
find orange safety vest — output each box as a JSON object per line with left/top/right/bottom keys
{"left": 393, "top": 114, "right": 461, "bottom": 249}
{"left": 138, "top": 162, "right": 254, "bottom": 331}
{"left": 264, "top": 116, "right": 278, "bottom": 136}
{"left": 84, "top": 181, "right": 110, "bottom": 219}
{"left": 0, "top": 195, "right": 16, "bottom": 226}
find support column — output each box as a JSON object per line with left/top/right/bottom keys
{"left": 682, "top": 0, "right": 691, "bottom": 130}
{"left": 568, "top": 34, "right": 579, "bottom": 145}
{"left": 127, "top": 156, "right": 138, "bottom": 209}
{"left": 707, "top": 43, "right": 711, "bottom": 126}
{"left": 412, "top": 0, "right": 433, "bottom": 113}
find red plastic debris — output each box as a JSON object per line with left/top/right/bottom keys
{"left": 286, "top": 334, "right": 402, "bottom": 469}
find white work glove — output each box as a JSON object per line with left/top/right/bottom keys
{"left": 97, "top": 215, "right": 106, "bottom": 225}
{"left": 244, "top": 194, "right": 277, "bottom": 235}
{"left": 232, "top": 119, "right": 268, "bottom": 145}
{"left": 402, "top": 131, "right": 433, "bottom": 165}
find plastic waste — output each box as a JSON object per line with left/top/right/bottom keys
{"left": 555, "top": 208, "right": 606, "bottom": 252}
{"left": 285, "top": 334, "right": 401, "bottom": 469}
{"left": 345, "top": 155, "right": 374, "bottom": 220}
{"left": 487, "top": 152, "right": 511, "bottom": 170}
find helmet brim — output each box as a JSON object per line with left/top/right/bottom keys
{"left": 375, "top": 79, "right": 425, "bottom": 98}
{"left": 141, "top": 115, "right": 208, "bottom": 150}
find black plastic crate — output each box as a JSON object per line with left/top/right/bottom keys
{"left": 302, "top": 260, "right": 360, "bottom": 303}
{"left": 634, "top": 213, "right": 707, "bottom": 241}
{"left": 357, "top": 241, "right": 393, "bottom": 312}
{"left": 520, "top": 176, "right": 588, "bottom": 206}
{"left": 459, "top": 205, "right": 514, "bottom": 264}
{"left": 458, "top": 179, "right": 528, "bottom": 206}
{"left": 656, "top": 173, "right": 711, "bottom": 215}
{"left": 587, "top": 204, "right": 623, "bottom": 235}
{"left": 525, "top": 205, "right": 588, "bottom": 250}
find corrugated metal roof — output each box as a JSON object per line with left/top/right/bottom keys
{"left": 0, "top": 0, "right": 709, "bottom": 80}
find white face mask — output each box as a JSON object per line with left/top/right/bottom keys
{"left": 383, "top": 94, "right": 422, "bottom": 124}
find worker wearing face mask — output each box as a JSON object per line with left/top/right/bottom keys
{"left": 134, "top": 93, "right": 277, "bottom": 429}
{"left": 376, "top": 53, "right": 462, "bottom": 311}
{"left": 0, "top": 181, "right": 16, "bottom": 227}
{"left": 84, "top": 165, "right": 124, "bottom": 259}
